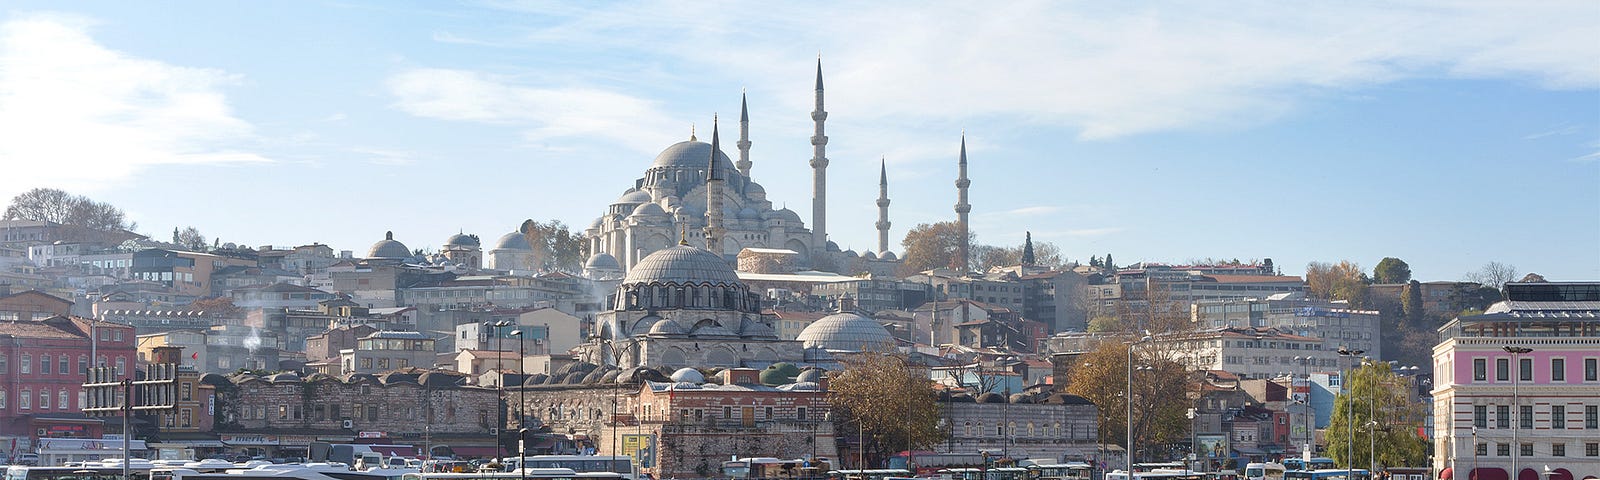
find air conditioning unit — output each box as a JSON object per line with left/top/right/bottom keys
{"left": 342, "top": 419, "right": 354, "bottom": 429}
{"left": 36, "top": 428, "right": 46, "bottom": 436}
{"left": 489, "top": 427, "right": 498, "bottom": 436}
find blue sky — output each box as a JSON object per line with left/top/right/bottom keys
{"left": 1, "top": 1, "right": 1596, "bottom": 282}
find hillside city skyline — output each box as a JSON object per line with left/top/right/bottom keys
{"left": 0, "top": 2, "right": 1595, "bottom": 282}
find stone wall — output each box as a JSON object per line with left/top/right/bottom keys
{"left": 216, "top": 376, "right": 499, "bottom": 436}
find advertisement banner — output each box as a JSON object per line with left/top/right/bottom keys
{"left": 1196, "top": 434, "right": 1229, "bottom": 459}
{"left": 620, "top": 434, "right": 654, "bottom": 468}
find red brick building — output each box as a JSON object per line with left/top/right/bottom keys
{"left": 0, "top": 314, "right": 136, "bottom": 455}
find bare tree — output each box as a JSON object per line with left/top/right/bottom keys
{"left": 1464, "top": 261, "right": 1519, "bottom": 292}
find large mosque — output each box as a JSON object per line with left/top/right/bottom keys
{"left": 582, "top": 61, "right": 900, "bottom": 276}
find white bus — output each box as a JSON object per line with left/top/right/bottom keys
{"left": 1244, "top": 463, "right": 1285, "bottom": 480}
{"left": 497, "top": 457, "right": 635, "bottom": 480}
{"left": 401, "top": 470, "right": 624, "bottom": 480}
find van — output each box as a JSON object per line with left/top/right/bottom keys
{"left": 355, "top": 452, "right": 384, "bottom": 470}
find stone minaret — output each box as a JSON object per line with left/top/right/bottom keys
{"left": 736, "top": 90, "right": 752, "bottom": 178}
{"left": 809, "top": 58, "right": 830, "bottom": 255}
{"left": 705, "top": 115, "right": 726, "bottom": 254}
{"left": 955, "top": 134, "right": 972, "bottom": 273}
{"left": 875, "top": 158, "right": 891, "bottom": 255}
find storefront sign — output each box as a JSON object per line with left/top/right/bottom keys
{"left": 219, "top": 434, "right": 279, "bottom": 445}
{"left": 45, "top": 425, "right": 85, "bottom": 434}
{"left": 278, "top": 436, "right": 315, "bottom": 446}
{"left": 357, "top": 431, "right": 386, "bottom": 439}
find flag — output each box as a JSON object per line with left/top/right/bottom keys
{"left": 192, "top": 352, "right": 199, "bottom": 360}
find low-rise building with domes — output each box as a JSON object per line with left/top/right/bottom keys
{"left": 441, "top": 232, "right": 482, "bottom": 269}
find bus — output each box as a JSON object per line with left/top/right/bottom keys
{"left": 6, "top": 465, "right": 154, "bottom": 480}
{"left": 1280, "top": 460, "right": 1334, "bottom": 472}
{"left": 1282, "top": 470, "right": 1369, "bottom": 480}
{"left": 827, "top": 469, "right": 912, "bottom": 480}
{"left": 886, "top": 453, "right": 987, "bottom": 475}
{"left": 722, "top": 458, "right": 830, "bottom": 480}
{"left": 1105, "top": 471, "right": 1207, "bottom": 480}
{"left": 499, "top": 456, "right": 635, "bottom": 480}
{"left": 401, "top": 469, "right": 624, "bottom": 480}
{"left": 1025, "top": 463, "right": 1092, "bottom": 480}
{"left": 1132, "top": 464, "right": 1187, "bottom": 473}
{"left": 1244, "top": 463, "right": 1285, "bottom": 480}
{"left": 936, "top": 467, "right": 1031, "bottom": 480}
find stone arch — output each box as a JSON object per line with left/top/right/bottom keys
{"left": 784, "top": 239, "right": 809, "bottom": 260}
{"left": 703, "top": 346, "right": 738, "bottom": 368}
{"left": 722, "top": 236, "right": 742, "bottom": 257}
{"left": 658, "top": 347, "right": 687, "bottom": 369}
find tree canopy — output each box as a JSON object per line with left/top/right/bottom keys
{"left": 1325, "top": 361, "right": 1428, "bottom": 471}
{"left": 1065, "top": 338, "right": 1193, "bottom": 463}
{"left": 1464, "top": 261, "right": 1518, "bottom": 293}
{"left": 899, "top": 221, "right": 975, "bottom": 275}
{"left": 518, "top": 219, "right": 588, "bottom": 272}
{"left": 1372, "top": 257, "right": 1412, "bottom": 284}
{"left": 4, "top": 187, "right": 135, "bottom": 232}
{"left": 827, "top": 352, "right": 945, "bottom": 468}
{"left": 1306, "top": 260, "right": 1369, "bottom": 307}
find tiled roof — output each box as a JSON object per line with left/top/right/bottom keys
{"left": 1205, "top": 275, "right": 1304, "bottom": 284}
{"left": 0, "top": 321, "right": 83, "bottom": 339}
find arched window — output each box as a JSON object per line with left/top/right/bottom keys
{"left": 58, "top": 390, "right": 67, "bottom": 410}
{"left": 19, "top": 389, "right": 30, "bottom": 409}
{"left": 39, "top": 389, "right": 50, "bottom": 409}
{"left": 19, "top": 354, "right": 30, "bottom": 374}
{"left": 58, "top": 355, "right": 68, "bottom": 375}
{"left": 78, "top": 355, "right": 87, "bottom": 375}
{"left": 964, "top": 421, "right": 973, "bottom": 436}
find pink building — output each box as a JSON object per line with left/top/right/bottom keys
{"left": 0, "top": 315, "right": 137, "bottom": 454}
{"left": 1431, "top": 282, "right": 1600, "bottom": 480}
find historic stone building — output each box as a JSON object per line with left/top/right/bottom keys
{"left": 583, "top": 61, "right": 899, "bottom": 275}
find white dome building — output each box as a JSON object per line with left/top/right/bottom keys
{"left": 796, "top": 311, "right": 895, "bottom": 353}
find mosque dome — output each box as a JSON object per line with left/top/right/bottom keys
{"left": 585, "top": 252, "right": 621, "bottom": 270}
{"left": 622, "top": 245, "right": 741, "bottom": 286}
{"left": 647, "top": 318, "right": 685, "bottom": 336}
{"left": 670, "top": 367, "right": 705, "bottom": 384}
{"left": 588, "top": 217, "right": 604, "bottom": 230}
{"left": 630, "top": 202, "right": 668, "bottom": 218}
{"left": 862, "top": 251, "right": 878, "bottom": 260}
{"left": 746, "top": 182, "right": 766, "bottom": 199}
{"left": 367, "top": 231, "right": 411, "bottom": 259}
{"left": 795, "top": 368, "right": 825, "bottom": 384}
{"left": 444, "top": 233, "right": 479, "bottom": 247}
{"left": 614, "top": 190, "right": 653, "bottom": 205}
{"left": 796, "top": 312, "right": 894, "bottom": 352}
{"left": 650, "top": 140, "right": 736, "bottom": 173}
{"left": 842, "top": 248, "right": 858, "bottom": 258}
{"left": 767, "top": 208, "right": 803, "bottom": 224}
{"left": 879, "top": 251, "right": 898, "bottom": 261}
{"left": 737, "top": 207, "right": 761, "bottom": 220}
{"left": 494, "top": 231, "right": 532, "bottom": 250}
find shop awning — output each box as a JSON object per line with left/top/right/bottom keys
{"left": 157, "top": 440, "right": 225, "bottom": 448}
{"left": 1439, "top": 467, "right": 1452, "bottom": 480}
{"left": 1549, "top": 469, "right": 1572, "bottom": 480}
{"left": 1518, "top": 469, "right": 1539, "bottom": 480}
{"left": 1469, "top": 468, "right": 1507, "bottom": 480}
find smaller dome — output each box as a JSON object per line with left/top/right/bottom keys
{"left": 672, "top": 381, "right": 701, "bottom": 390}
{"left": 825, "top": 241, "right": 841, "bottom": 253}
{"left": 614, "top": 189, "right": 653, "bottom": 205}
{"left": 585, "top": 252, "right": 621, "bottom": 270}
{"left": 796, "top": 312, "right": 895, "bottom": 352}
{"left": 842, "top": 249, "right": 857, "bottom": 258}
{"left": 444, "top": 233, "right": 480, "bottom": 247}
{"left": 977, "top": 392, "right": 1007, "bottom": 403}
{"left": 419, "top": 372, "right": 460, "bottom": 388}
{"left": 670, "top": 368, "right": 705, "bottom": 384}
{"left": 495, "top": 231, "right": 533, "bottom": 250}
{"left": 523, "top": 373, "right": 549, "bottom": 386}
{"left": 341, "top": 372, "right": 378, "bottom": 384}
{"left": 737, "top": 207, "right": 760, "bottom": 220}
{"left": 778, "top": 382, "right": 821, "bottom": 391}
{"left": 648, "top": 318, "right": 686, "bottom": 336}
{"left": 198, "top": 373, "right": 230, "bottom": 386}
{"left": 879, "top": 251, "right": 898, "bottom": 261}
{"left": 588, "top": 217, "right": 604, "bottom": 231}
{"left": 746, "top": 183, "right": 766, "bottom": 199}
{"left": 796, "top": 368, "right": 825, "bottom": 384}
{"left": 737, "top": 316, "right": 777, "bottom": 339}
{"left": 759, "top": 363, "right": 801, "bottom": 386}
{"left": 267, "top": 372, "right": 302, "bottom": 384}
{"left": 367, "top": 231, "right": 411, "bottom": 259}
{"left": 1010, "top": 393, "right": 1033, "bottom": 404}
{"left": 767, "top": 208, "right": 803, "bottom": 224}
{"left": 862, "top": 251, "right": 877, "bottom": 260}
{"left": 631, "top": 202, "right": 668, "bottom": 218}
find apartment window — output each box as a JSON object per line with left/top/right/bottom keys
{"left": 765, "top": 406, "right": 773, "bottom": 419}
{"left": 181, "top": 383, "right": 192, "bottom": 401}
{"left": 58, "top": 391, "right": 67, "bottom": 410}
{"left": 279, "top": 404, "right": 289, "bottom": 420}
{"left": 20, "top": 354, "right": 30, "bottom": 374}
{"left": 0, "top": 355, "right": 6, "bottom": 373}
{"left": 39, "top": 354, "right": 50, "bottom": 374}
{"left": 1497, "top": 443, "right": 1510, "bottom": 456}
{"left": 1521, "top": 406, "right": 1533, "bottom": 429}
{"left": 722, "top": 406, "right": 731, "bottom": 419}
{"left": 1497, "top": 405, "right": 1510, "bottom": 428}
{"left": 1474, "top": 406, "right": 1488, "bottom": 428}
{"left": 1553, "top": 358, "right": 1566, "bottom": 382}
{"left": 115, "top": 358, "right": 125, "bottom": 375}
{"left": 1586, "top": 358, "right": 1598, "bottom": 382}
{"left": 1588, "top": 443, "right": 1599, "bottom": 457}
{"left": 1587, "top": 405, "right": 1598, "bottom": 429}
{"left": 1520, "top": 443, "right": 1533, "bottom": 457}
{"left": 1496, "top": 358, "right": 1509, "bottom": 381}
{"left": 797, "top": 407, "right": 807, "bottom": 420}
{"left": 181, "top": 409, "right": 192, "bottom": 427}
{"left": 1553, "top": 443, "right": 1565, "bottom": 457}
{"left": 293, "top": 405, "right": 303, "bottom": 420}
{"left": 38, "top": 390, "right": 49, "bottom": 409}
{"left": 1476, "top": 444, "right": 1488, "bottom": 456}
{"left": 1553, "top": 405, "right": 1567, "bottom": 427}
{"left": 1520, "top": 358, "right": 1533, "bottom": 382}
{"left": 78, "top": 356, "right": 87, "bottom": 374}
{"left": 57, "top": 355, "right": 67, "bottom": 375}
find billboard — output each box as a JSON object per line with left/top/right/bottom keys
{"left": 1196, "top": 434, "right": 1229, "bottom": 459}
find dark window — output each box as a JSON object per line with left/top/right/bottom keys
{"left": 1497, "top": 405, "right": 1510, "bottom": 428}
{"left": 1520, "top": 443, "right": 1533, "bottom": 457}
{"left": 1553, "top": 443, "right": 1565, "bottom": 457}
{"left": 1521, "top": 406, "right": 1533, "bottom": 429}
{"left": 1587, "top": 443, "right": 1599, "bottom": 457}
{"left": 1586, "top": 405, "right": 1597, "bottom": 429}
{"left": 1553, "top": 358, "right": 1566, "bottom": 382}
{"left": 1497, "top": 443, "right": 1510, "bottom": 456}
{"left": 1474, "top": 406, "right": 1488, "bottom": 428}
{"left": 1476, "top": 444, "right": 1488, "bottom": 456}
{"left": 1585, "top": 358, "right": 1597, "bottom": 382}
{"left": 1496, "top": 358, "right": 1509, "bottom": 381}
{"left": 1553, "top": 405, "right": 1566, "bottom": 427}
{"left": 1520, "top": 358, "right": 1533, "bottom": 382}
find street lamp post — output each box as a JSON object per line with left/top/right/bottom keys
{"left": 488, "top": 319, "right": 514, "bottom": 462}
{"left": 1295, "top": 356, "right": 1314, "bottom": 460}
{"left": 1503, "top": 346, "right": 1532, "bottom": 480}
{"left": 825, "top": 411, "right": 866, "bottom": 472}
{"left": 1336, "top": 347, "right": 1365, "bottom": 479}
{"left": 1126, "top": 333, "right": 1152, "bottom": 475}
{"left": 510, "top": 328, "right": 526, "bottom": 480}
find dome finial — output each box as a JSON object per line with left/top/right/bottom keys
{"left": 689, "top": 123, "right": 696, "bottom": 142}
{"left": 385, "top": 231, "right": 393, "bottom": 240}
{"left": 678, "top": 224, "right": 688, "bottom": 246}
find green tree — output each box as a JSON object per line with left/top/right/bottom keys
{"left": 175, "top": 226, "right": 207, "bottom": 252}
{"left": 1372, "top": 257, "right": 1412, "bottom": 284}
{"left": 518, "top": 219, "right": 588, "bottom": 272}
{"left": 898, "top": 221, "right": 974, "bottom": 275}
{"left": 827, "top": 352, "right": 945, "bottom": 468}
{"left": 1400, "top": 280, "right": 1424, "bottom": 326}
{"left": 1326, "top": 361, "right": 1428, "bottom": 471}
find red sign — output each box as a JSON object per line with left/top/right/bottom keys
{"left": 46, "top": 425, "right": 85, "bottom": 433}
{"left": 358, "top": 431, "right": 386, "bottom": 439}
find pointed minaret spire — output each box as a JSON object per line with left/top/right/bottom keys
{"left": 689, "top": 123, "right": 697, "bottom": 142}
{"left": 810, "top": 58, "right": 830, "bottom": 258}
{"left": 875, "top": 157, "right": 892, "bottom": 255}
{"left": 955, "top": 133, "right": 972, "bottom": 273}
{"left": 736, "top": 89, "right": 752, "bottom": 177}
{"left": 704, "top": 114, "right": 726, "bottom": 254}
{"left": 1021, "top": 231, "right": 1036, "bottom": 266}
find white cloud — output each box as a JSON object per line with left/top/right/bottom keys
{"left": 0, "top": 13, "right": 267, "bottom": 199}
{"left": 386, "top": 68, "right": 680, "bottom": 154}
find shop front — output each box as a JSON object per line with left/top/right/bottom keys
{"left": 35, "top": 437, "right": 147, "bottom": 466}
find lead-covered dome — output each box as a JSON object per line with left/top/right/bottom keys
{"left": 623, "top": 245, "right": 741, "bottom": 286}
{"left": 651, "top": 140, "right": 735, "bottom": 172}
{"left": 796, "top": 312, "right": 894, "bottom": 352}
{"left": 444, "top": 233, "right": 479, "bottom": 247}
{"left": 367, "top": 231, "right": 411, "bottom": 259}
{"left": 586, "top": 252, "right": 621, "bottom": 270}
{"left": 495, "top": 231, "right": 532, "bottom": 250}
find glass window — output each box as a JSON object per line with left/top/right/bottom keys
{"left": 39, "top": 354, "right": 50, "bottom": 374}
{"left": 1496, "top": 358, "right": 1509, "bottom": 381}
{"left": 1554, "top": 405, "right": 1567, "bottom": 427}
{"left": 19, "top": 389, "right": 30, "bottom": 409}
{"left": 1476, "top": 443, "right": 1488, "bottom": 456}
{"left": 20, "top": 354, "right": 30, "bottom": 374}
{"left": 58, "top": 391, "right": 67, "bottom": 410}
{"left": 1498, "top": 405, "right": 1510, "bottom": 428}
{"left": 1553, "top": 358, "right": 1566, "bottom": 382}
{"left": 1520, "top": 443, "right": 1533, "bottom": 457}
{"left": 1520, "top": 358, "right": 1533, "bottom": 382}
{"left": 1497, "top": 443, "right": 1510, "bottom": 456}
{"left": 1586, "top": 358, "right": 1598, "bottom": 382}
{"left": 1586, "top": 405, "right": 1598, "bottom": 429}
{"left": 57, "top": 355, "right": 67, "bottom": 375}
{"left": 38, "top": 390, "right": 48, "bottom": 409}
{"left": 1553, "top": 443, "right": 1565, "bottom": 457}
{"left": 1521, "top": 405, "right": 1533, "bottom": 429}
{"left": 1474, "top": 406, "right": 1487, "bottom": 428}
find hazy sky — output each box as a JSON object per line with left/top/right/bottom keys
{"left": 1, "top": 1, "right": 1596, "bottom": 281}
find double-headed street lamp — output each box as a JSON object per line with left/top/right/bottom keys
{"left": 509, "top": 327, "right": 526, "bottom": 480}
{"left": 1502, "top": 346, "right": 1533, "bottom": 480}
{"left": 1336, "top": 347, "right": 1365, "bottom": 479}
{"left": 1294, "top": 356, "right": 1314, "bottom": 460}
{"left": 486, "top": 319, "right": 514, "bottom": 462}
